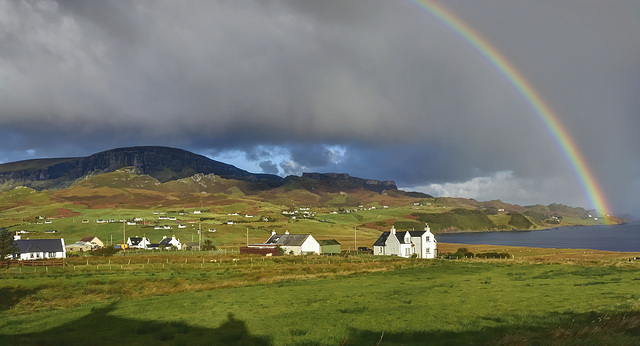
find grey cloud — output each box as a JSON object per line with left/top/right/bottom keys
{"left": 259, "top": 160, "right": 280, "bottom": 175}
{"left": 0, "top": 0, "right": 638, "bottom": 216}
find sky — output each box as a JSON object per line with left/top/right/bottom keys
{"left": 1, "top": 0, "right": 639, "bottom": 217}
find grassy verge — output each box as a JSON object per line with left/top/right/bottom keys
{"left": 1, "top": 250, "right": 640, "bottom": 345}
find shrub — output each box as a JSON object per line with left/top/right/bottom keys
{"left": 476, "top": 252, "right": 511, "bottom": 259}
{"left": 482, "top": 207, "right": 498, "bottom": 215}
{"left": 91, "top": 247, "right": 121, "bottom": 257}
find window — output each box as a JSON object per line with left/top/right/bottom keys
{"left": 378, "top": 247, "right": 383, "bottom": 254}
{"left": 405, "top": 248, "right": 411, "bottom": 255}
{"left": 49, "top": 252, "right": 56, "bottom": 257}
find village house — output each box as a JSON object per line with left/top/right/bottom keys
{"left": 127, "top": 236, "right": 151, "bottom": 249}
{"left": 80, "top": 236, "right": 104, "bottom": 249}
{"left": 373, "top": 224, "right": 437, "bottom": 259}
{"left": 158, "top": 235, "right": 182, "bottom": 250}
{"left": 12, "top": 238, "right": 66, "bottom": 260}
{"left": 66, "top": 241, "right": 93, "bottom": 252}
{"left": 264, "top": 231, "right": 320, "bottom": 255}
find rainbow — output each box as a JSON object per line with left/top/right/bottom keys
{"left": 410, "top": 0, "right": 612, "bottom": 221}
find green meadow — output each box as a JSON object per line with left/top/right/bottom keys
{"left": 0, "top": 174, "right": 627, "bottom": 344}
{"left": 2, "top": 255, "right": 640, "bottom": 345}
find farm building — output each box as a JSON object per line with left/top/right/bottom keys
{"left": 80, "top": 236, "right": 104, "bottom": 249}
{"left": 240, "top": 244, "right": 280, "bottom": 256}
{"left": 66, "top": 241, "right": 93, "bottom": 252}
{"left": 263, "top": 231, "right": 320, "bottom": 255}
{"left": 318, "top": 239, "right": 341, "bottom": 254}
{"left": 12, "top": 238, "right": 66, "bottom": 260}
{"left": 184, "top": 242, "right": 200, "bottom": 251}
{"left": 373, "top": 224, "right": 437, "bottom": 259}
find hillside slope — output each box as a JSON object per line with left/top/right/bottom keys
{"left": 0, "top": 146, "right": 280, "bottom": 190}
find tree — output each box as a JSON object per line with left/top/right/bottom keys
{"left": 0, "top": 228, "right": 18, "bottom": 260}
{"left": 202, "top": 239, "right": 216, "bottom": 251}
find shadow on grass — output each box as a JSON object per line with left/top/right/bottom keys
{"left": 343, "top": 310, "right": 640, "bottom": 346}
{"left": 1, "top": 302, "right": 272, "bottom": 346}
{"left": 0, "top": 287, "right": 41, "bottom": 311}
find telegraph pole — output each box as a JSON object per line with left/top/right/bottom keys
{"left": 354, "top": 227, "right": 357, "bottom": 252}
{"left": 122, "top": 220, "right": 126, "bottom": 254}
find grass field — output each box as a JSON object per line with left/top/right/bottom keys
{"left": 0, "top": 171, "right": 609, "bottom": 253}
{"left": 2, "top": 248, "right": 640, "bottom": 345}
{"left": 0, "top": 175, "right": 628, "bottom": 344}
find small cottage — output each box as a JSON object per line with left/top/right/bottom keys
{"left": 13, "top": 238, "right": 66, "bottom": 260}
{"left": 127, "top": 236, "right": 151, "bottom": 249}
{"left": 158, "top": 235, "right": 182, "bottom": 250}
{"left": 66, "top": 242, "right": 93, "bottom": 252}
{"left": 80, "top": 236, "right": 104, "bottom": 249}
{"left": 373, "top": 224, "right": 437, "bottom": 259}
{"left": 264, "top": 231, "right": 320, "bottom": 255}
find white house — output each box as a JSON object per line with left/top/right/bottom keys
{"left": 127, "top": 236, "right": 151, "bottom": 249}
{"left": 12, "top": 238, "right": 66, "bottom": 260}
{"left": 158, "top": 235, "right": 182, "bottom": 250}
{"left": 373, "top": 224, "right": 437, "bottom": 259}
{"left": 263, "top": 231, "right": 320, "bottom": 255}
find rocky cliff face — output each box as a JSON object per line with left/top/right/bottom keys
{"left": 301, "top": 172, "right": 397, "bottom": 193}
{"left": 0, "top": 146, "right": 281, "bottom": 190}
{"left": 0, "top": 147, "right": 400, "bottom": 194}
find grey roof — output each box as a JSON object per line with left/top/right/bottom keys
{"left": 158, "top": 238, "right": 172, "bottom": 246}
{"left": 318, "top": 239, "right": 341, "bottom": 246}
{"left": 408, "top": 231, "right": 428, "bottom": 237}
{"left": 397, "top": 231, "right": 412, "bottom": 244}
{"left": 374, "top": 231, "right": 420, "bottom": 246}
{"left": 265, "top": 234, "right": 309, "bottom": 246}
{"left": 373, "top": 232, "right": 390, "bottom": 247}
{"left": 15, "top": 239, "right": 64, "bottom": 253}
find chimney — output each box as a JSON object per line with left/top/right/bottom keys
{"left": 285, "top": 230, "right": 289, "bottom": 235}
{"left": 271, "top": 230, "right": 276, "bottom": 235}
{"left": 390, "top": 226, "right": 396, "bottom": 235}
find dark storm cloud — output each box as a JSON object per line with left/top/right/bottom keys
{"left": 259, "top": 160, "right": 279, "bottom": 175}
{"left": 0, "top": 0, "right": 638, "bottom": 215}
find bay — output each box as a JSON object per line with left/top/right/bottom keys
{"left": 437, "top": 222, "right": 640, "bottom": 252}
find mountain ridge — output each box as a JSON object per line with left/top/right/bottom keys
{"left": 0, "top": 146, "right": 400, "bottom": 194}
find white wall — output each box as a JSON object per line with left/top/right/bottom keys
{"left": 300, "top": 236, "right": 320, "bottom": 254}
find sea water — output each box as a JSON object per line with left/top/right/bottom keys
{"left": 437, "top": 221, "right": 640, "bottom": 252}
